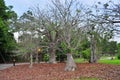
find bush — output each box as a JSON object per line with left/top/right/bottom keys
{"left": 117, "top": 54, "right": 120, "bottom": 60}
{"left": 117, "top": 43, "right": 120, "bottom": 60}
{"left": 43, "top": 54, "right": 49, "bottom": 62}
{"left": 81, "top": 49, "right": 90, "bottom": 60}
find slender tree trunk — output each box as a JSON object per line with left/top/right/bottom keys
{"left": 64, "top": 53, "right": 77, "bottom": 71}
{"left": 35, "top": 53, "right": 39, "bottom": 63}
{"left": 29, "top": 53, "right": 33, "bottom": 68}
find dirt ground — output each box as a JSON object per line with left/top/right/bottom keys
{"left": 0, "top": 63, "right": 120, "bottom": 80}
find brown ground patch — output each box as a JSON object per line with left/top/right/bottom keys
{"left": 0, "top": 63, "right": 120, "bottom": 80}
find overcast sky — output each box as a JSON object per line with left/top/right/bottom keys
{"left": 4, "top": 0, "right": 113, "bottom": 16}
{"left": 4, "top": 0, "right": 120, "bottom": 43}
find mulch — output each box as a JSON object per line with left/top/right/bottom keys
{"left": 0, "top": 63, "right": 120, "bottom": 80}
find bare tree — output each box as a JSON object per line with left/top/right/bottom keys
{"left": 31, "top": 6, "right": 61, "bottom": 63}
{"left": 51, "top": 0, "right": 84, "bottom": 71}
{"left": 16, "top": 11, "right": 40, "bottom": 68}
{"left": 82, "top": 6, "right": 114, "bottom": 63}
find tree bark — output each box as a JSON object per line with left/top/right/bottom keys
{"left": 35, "top": 53, "right": 39, "bottom": 63}
{"left": 48, "top": 42, "right": 56, "bottom": 63}
{"left": 29, "top": 53, "right": 33, "bottom": 68}
{"left": 89, "top": 35, "right": 97, "bottom": 63}
{"left": 49, "top": 48, "right": 56, "bottom": 63}
{"left": 64, "top": 53, "right": 77, "bottom": 71}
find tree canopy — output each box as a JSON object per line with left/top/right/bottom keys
{"left": 0, "top": 0, "right": 17, "bottom": 63}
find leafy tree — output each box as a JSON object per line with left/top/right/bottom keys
{"left": 0, "top": 0, "right": 17, "bottom": 63}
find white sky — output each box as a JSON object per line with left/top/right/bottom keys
{"left": 5, "top": 0, "right": 114, "bottom": 16}
{"left": 4, "top": 0, "right": 120, "bottom": 43}
{"left": 4, "top": 0, "right": 49, "bottom": 16}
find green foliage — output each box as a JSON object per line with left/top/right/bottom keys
{"left": 117, "top": 54, "right": 120, "bottom": 60}
{"left": 56, "top": 41, "right": 67, "bottom": 62}
{"left": 59, "top": 41, "right": 67, "bottom": 53}
{"left": 107, "top": 41, "right": 117, "bottom": 55}
{"left": 101, "top": 40, "right": 117, "bottom": 56}
{"left": 75, "top": 38, "right": 90, "bottom": 59}
{"left": 0, "top": 0, "right": 17, "bottom": 63}
{"left": 81, "top": 49, "right": 90, "bottom": 60}
{"left": 117, "top": 43, "right": 120, "bottom": 59}
{"left": 74, "top": 58, "right": 84, "bottom": 63}
{"left": 0, "top": 19, "right": 16, "bottom": 51}
{"left": 0, "top": 0, "right": 8, "bottom": 20}
{"left": 43, "top": 54, "right": 49, "bottom": 62}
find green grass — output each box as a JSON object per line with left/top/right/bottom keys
{"left": 74, "top": 58, "right": 120, "bottom": 65}
{"left": 72, "top": 77, "right": 98, "bottom": 80}
{"left": 74, "top": 58, "right": 85, "bottom": 63}
{"left": 98, "top": 59, "right": 120, "bottom": 65}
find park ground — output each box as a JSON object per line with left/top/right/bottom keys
{"left": 0, "top": 62, "right": 120, "bottom": 80}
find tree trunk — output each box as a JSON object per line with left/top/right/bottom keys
{"left": 49, "top": 42, "right": 56, "bottom": 63}
{"left": 0, "top": 52, "right": 6, "bottom": 63}
{"left": 64, "top": 53, "right": 77, "bottom": 71}
{"left": 29, "top": 53, "right": 33, "bottom": 68}
{"left": 35, "top": 53, "right": 39, "bottom": 63}
{"left": 89, "top": 35, "right": 96, "bottom": 63}
{"left": 49, "top": 48, "right": 56, "bottom": 63}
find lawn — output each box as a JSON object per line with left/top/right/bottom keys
{"left": 98, "top": 56, "right": 120, "bottom": 65}
{"left": 76, "top": 77, "right": 98, "bottom": 80}
{"left": 74, "top": 57, "right": 120, "bottom": 65}
{"left": 98, "top": 59, "right": 120, "bottom": 65}
{"left": 74, "top": 58, "right": 85, "bottom": 63}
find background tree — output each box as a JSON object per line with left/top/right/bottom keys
{"left": 31, "top": 6, "right": 61, "bottom": 63}
{"left": 15, "top": 11, "right": 40, "bottom": 68}
{"left": 82, "top": 2, "right": 118, "bottom": 63}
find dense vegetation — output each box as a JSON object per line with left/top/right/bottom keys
{"left": 0, "top": 0, "right": 17, "bottom": 63}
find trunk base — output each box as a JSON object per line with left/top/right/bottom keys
{"left": 64, "top": 53, "right": 77, "bottom": 71}
{"left": 64, "top": 65, "right": 76, "bottom": 71}
{"left": 49, "top": 52, "right": 56, "bottom": 64}
{"left": 49, "top": 61, "right": 57, "bottom": 64}
{"left": 29, "top": 54, "right": 33, "bottom": 68}
{"left": 29, "top": 64, "right": 32, "bottom": 68}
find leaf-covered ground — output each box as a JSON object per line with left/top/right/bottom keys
{"left": 0, "top": 63, "right": 120, "bottom": 80}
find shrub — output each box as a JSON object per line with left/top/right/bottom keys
{"left": 43, "top": 54, "right": 49, "bottom": 62}
{"left": 117, "top": 54, "right": 120, "bottom": 60}
{"left": 82, "top": 49, "right": 90, "bottom": 60}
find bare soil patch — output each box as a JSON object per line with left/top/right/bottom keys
{"left": 0, "top": 63, "right": 120, "bottom": 80}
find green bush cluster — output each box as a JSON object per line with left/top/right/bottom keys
{"left": 117, "top": 43, "right": 120, "bottom": 60}
{"left": 81, "top": 49, "right": 90, "bottom": 60}
{"left": 43, "top": 54, "right": 49, "bottom": 62}
{"left": 117, "top": 54, "right": 120, "bottom": 59}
